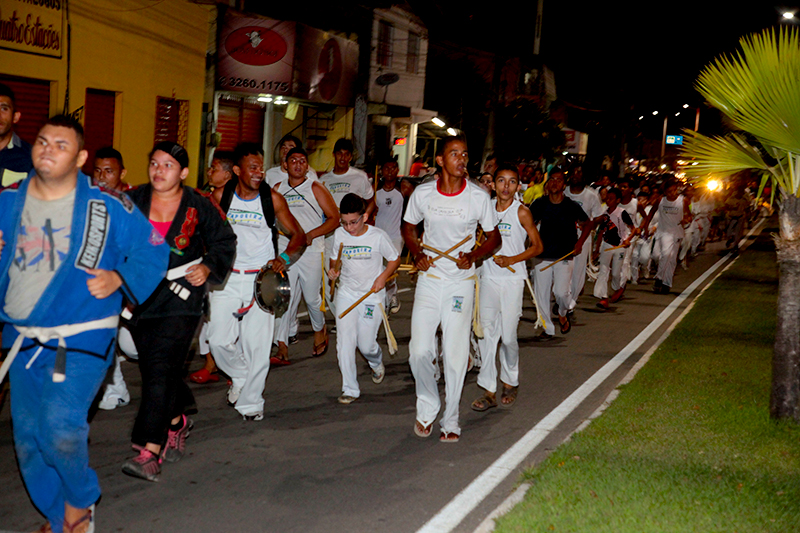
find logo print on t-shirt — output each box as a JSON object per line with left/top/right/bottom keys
{"left": 364, "top": 304, "right": 375, "bottom": 319}
{"left": 15, "top": 219, "right": 70, "bottom": 272}
{"left": 343, "top": 245, "right": 372, "bottom": 260}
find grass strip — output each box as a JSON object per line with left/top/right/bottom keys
{"left": 496, "top": 234, "right": 800, "bottom": 533}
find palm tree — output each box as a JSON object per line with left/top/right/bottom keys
{"left": 681, "top": 27, "right": 800, "bottom": 422}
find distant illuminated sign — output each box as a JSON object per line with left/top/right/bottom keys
{"left": 394, "top": 138, "right": 406, "bottom": 145}
{"left": 666, "top": 135, "right": 683, "bottom": 145}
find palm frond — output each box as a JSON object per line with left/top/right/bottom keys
{"left": 681, "top": 130, "right": 770, "bottom": 177}
{"left": 695, "top": 27, "right": 800, "bottom": 155}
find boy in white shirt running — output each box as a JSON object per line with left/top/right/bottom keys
{"left": 328, "top": 194, "right": 401, "bottom": 404}
{"left": 471, "top": 164, "right": 542, "bottom": 412}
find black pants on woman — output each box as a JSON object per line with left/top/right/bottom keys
{"left": 131, "top": 315, "right": 199, "bottom": 447}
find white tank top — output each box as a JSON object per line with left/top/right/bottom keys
{"left": 657, "top": 195, "right": 685, "bottom": 238}
{"left": 227, "top": 193, "right": 275, "bottom": 270}
{"left": 275, "top": 178, "right": 325, "bottom": 253}
{"left": 483, "top": 199, "right": 527, "bottom": 280}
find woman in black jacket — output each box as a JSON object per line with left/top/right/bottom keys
{"left": 121, "top": 142, "right": 236, "bottom": 482}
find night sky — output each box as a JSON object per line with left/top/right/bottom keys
{"left": 411, "top": 1, "right": 789, "bottom": 111}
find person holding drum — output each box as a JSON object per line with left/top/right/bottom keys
{"left": 327, "top": 193, "right": 401, "bottom": 404}
{"left": 272, "top": 147, "right": 339, "bottom": 364}
{"left": 210, "top": 143, "right": 306, "bottom": 421}
{"left": 122, "top": 142, "right": 236, "bottom": 482}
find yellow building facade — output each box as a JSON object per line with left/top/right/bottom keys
{"left": 0, "top": 0, "right": 211, "bottom": 186}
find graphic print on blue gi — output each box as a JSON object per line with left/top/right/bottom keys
{"left": 14, "top": 211, "right": 71, "bottom": 271}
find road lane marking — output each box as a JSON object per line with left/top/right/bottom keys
{"left": 418, "top": 219, "right": 766, "bottom": 533}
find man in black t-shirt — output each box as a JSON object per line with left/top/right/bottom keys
{"left": 529, "top": 169, "right": 592, "bottom": 340}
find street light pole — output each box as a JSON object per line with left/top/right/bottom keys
{"left": 661, "top": 115, "right": 668, "bottom": 161}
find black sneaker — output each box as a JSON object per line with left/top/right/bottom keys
{"left": 653, "top": 279, "right": 663, "bottom": 293}
{"left": 534, "top": 331, "right": 554, "bottom": 342}
{"left": 288, "top": 335, "right": 298, "bottom": 345}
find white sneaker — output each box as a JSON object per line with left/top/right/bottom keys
{"left": 242, "top": 412, "right": 263, "bottom": 421}
{"left": 372, "top": 363, "right": 385, "bottom": 384}
{"left": 98, "top": 391, "right": 130, "bottom": 411}
{"left": 227, "top": 385, "right": 242, "bottom": 406}
{"left": 338, "top": 394, "right": 357, "bottom": 404}
{"left": 389, "top": 296, "right": 401, "bottom": 314}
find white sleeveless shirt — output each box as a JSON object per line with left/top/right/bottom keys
{"left": 274, "top": 178, "right": 325, "bottom": 253}
{"left": 482, "top": 199, "right": 527, "bottom": 280}
{"left": 227, "top": 192, "right": 275, "bottom": 270}
{"left": 657, "top": 195, "right": 685, "bottom": 238}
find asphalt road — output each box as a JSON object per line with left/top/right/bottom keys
{"left": 0, "top": 236, "right": 748, "bottom": 533}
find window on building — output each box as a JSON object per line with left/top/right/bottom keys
{"left": 155, "top": 96, "right": 189, "bottom": 147}
{"left": 407, "top": 32, "right": 420, "bottom": 74}
{"left": 377, "top": 20, "right": 393, "bottom": 68}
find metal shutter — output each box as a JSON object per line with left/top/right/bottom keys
{"left": 216, "top": 98, "right": 264, "bottom": 152}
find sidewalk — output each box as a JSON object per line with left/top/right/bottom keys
{"left": 491, "top": 224, "right": 800, "bottom": 532}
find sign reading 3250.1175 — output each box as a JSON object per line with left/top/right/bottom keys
{"left": 218, "top": 77, "right": 289, "bottom": 92}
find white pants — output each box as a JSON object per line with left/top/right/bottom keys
{"left": 101, "top": 355, "right": 129, "bottom": 401}
{"left": 102, "top": 325, "right": 135, "bottom": 401}
{"left": 477, "top": 278, "right": 522, "bottom": 393}
{"left": 335, "top": 287, "right": 384, "bottom": 398}
{"left": 694, "top": 215, "right": 711, "bottom": 252}
{"left": 532, "top": 258, "right": 573, "bottom": 335}
{"left": 276, "top": 250, "right": 326, "bottom": 345}
{"left": 568, "top": 237, "right": 591, "bottom": 311}
{"left": 621, "top": 239, "right": 636, "bottom": 283}
{"left": 409, "top": 274, "right": 475, "bottom": 435}
{"left": 653, "top": 232, "right": 682, "bottom": 288}
{"left": 680, "top": 223, "right": 696, "bottom": 261}
{"left": 208, "top": 271, "right": 275, "bottom": 415}
{"left": 198, "top": 320, "right": 210, "bottom": 355}
{"left": 631, "top": 237, "right": 653, "bottom": 279}
{"left": 593, "top": 242, "right": 626, "bottom": 299}
{"left": 117, "top": 324, "right": 138, "bottom": 359}
{"left": 385, "top": 237, "right": 404, "bottom": 307}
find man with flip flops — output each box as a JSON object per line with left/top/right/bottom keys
{"left": 402, "top": 135, "right": 500, "bottom": 443}
{"left": 470, "top": 164, "right": 542, "bottom": 413}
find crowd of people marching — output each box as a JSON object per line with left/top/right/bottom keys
{"left": 0, "top": 80, "right": 759, "bottom": 533}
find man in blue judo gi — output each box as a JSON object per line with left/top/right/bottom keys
{"left": 0, "top": 115, "right": 169, "bottom": 533}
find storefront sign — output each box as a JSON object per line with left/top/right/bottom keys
{"left": 217, "top": 9, "right": 358, "bottom": 107}
{"left": 0, "top": 0, "right": 63, "bottom": 58}
{"left": 216, "top": 11, "right": 295, "bottom": 94}
{"left": 294, "top": 25, "right": 358, "bottom": 106}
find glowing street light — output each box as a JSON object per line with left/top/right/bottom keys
{"left": 652, "top": 111, "right": 659, "bottom": 115}
{"left": 783, "top": 11, "right": 795, "bottom": 20}
{"left": 683, "top": 104, "right": 690, "bottom": 109}
{"left": 432, "top": 117, "right": 446, "bottom": 127}
{"left": 446, "top": 127, "right": 458, "bottom": 136}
